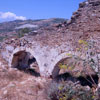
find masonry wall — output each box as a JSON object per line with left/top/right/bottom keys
{"left": 0, "top": 0, "right": 100, "bottom": 77}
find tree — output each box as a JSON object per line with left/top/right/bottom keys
{"left": 18, "top": 28, "right": 30, "bottom": 38}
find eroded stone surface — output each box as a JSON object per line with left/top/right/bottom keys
{"left": 0, "top": 0, "right": 100, "bottom": 77}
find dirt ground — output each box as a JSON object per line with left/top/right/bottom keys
{"left": 0, "top": 67, "right": 51, "bottom": 100}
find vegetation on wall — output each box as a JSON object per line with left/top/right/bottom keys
{"left": 47, "top": 37, "right": 100, "bottom": 100}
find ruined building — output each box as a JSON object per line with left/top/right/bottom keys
{"left": 0, "top": 0, "right": 100, "bottom": 78}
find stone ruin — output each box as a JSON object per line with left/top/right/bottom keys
{"left": 0, "top": 0, "right": 100, "bottom": 78}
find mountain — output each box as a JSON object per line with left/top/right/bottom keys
{"left": 0, "top": 18, "right": 67, "bottom": 41}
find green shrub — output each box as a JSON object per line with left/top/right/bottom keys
{"left": 0, "top": 36, "right": 6, "bottom": 42}
{"left": 47, "top": 81, "right": 98, "bottom": 100}
{"left": 17, "top": 28, "right": 30, "bottom": 38}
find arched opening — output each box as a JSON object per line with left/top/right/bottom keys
{"left": 11, "top": 50, "right": 40, "bottom": 77}
{"left": 52, "top": 57, "right": 75, "bottom": 79}
{"left": 52, "top": 57, "right": 99, "bottom": 88}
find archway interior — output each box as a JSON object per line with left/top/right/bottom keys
{"left": 52, "top": 57, "right": 99, "bottom": 88}
{"left": 52, "top": 57, "right": 74, "bottom": 78}
{"left": 11, "top": 50, "right": 40, "bottom": 76}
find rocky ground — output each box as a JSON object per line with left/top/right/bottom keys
{"left": 0, "top": 68, "right": 51, "bottom": 100}
{"left": 0, "top": 55, "right": 99, "bottom": 100}
{"left": 0, "top": 56, "right": 51, "bottom": 100}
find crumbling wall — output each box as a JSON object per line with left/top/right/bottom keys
{"left": 0, "top": 0, "right": 100, "bottom": 77}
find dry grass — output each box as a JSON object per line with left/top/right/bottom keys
{"left": 0, "top": 68, "right": 48, "bottom": 100}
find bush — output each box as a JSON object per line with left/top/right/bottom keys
{"left": 47, "top": 80, "right": 98, "bottom": 100}
{"left": 17, "top": 28, "right": 30, "bottom": 38}
{"left": 0, "top": 36, "right": 6, "bottom": 42}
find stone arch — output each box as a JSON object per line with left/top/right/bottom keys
{"left": 51, "top": 52, "right": 80, "bottom": 78}
{"left": 52, "top": 57, "right": 71, "bottom": 78}
{"left": 51, "top": 52, "right": 99, "bottom": 87}
{"left": 51, "top": 51, "right": 96, "bottom": 79}
{"left": 10, "top": 47, "right": 40, "bottom": 75}
{"left": 12, "top": 50, "right": 31, "bottom": 69}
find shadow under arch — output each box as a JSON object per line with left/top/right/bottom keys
{"left": 11, "top": 50, "right": 40, "bottom": 77}
{"left": 51, "top": 53, "right": 99, "bottom": 88}
{"left": 51, "top": 52, "right": 77, "bottom": 78}
{"left": 52, "top": 56, "right": 73, "bottom": 79}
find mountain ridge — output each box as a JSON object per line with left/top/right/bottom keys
{"left": 0, "top": 18, "right": 67, "bottom": 41}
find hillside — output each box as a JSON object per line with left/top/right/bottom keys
{"left": 0, "top": 18, "right": 66, "bottom": 41}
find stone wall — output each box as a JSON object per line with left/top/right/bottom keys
{"left": 0, "top": 0, "right": 100, "bottom": 77}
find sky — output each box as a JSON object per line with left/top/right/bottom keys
{"left": 0, "top": 0, "right": 85, "bottom": 22}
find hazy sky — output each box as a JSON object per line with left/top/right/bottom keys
{"left": 0, "top": 0, "right": 85, "bottom": 22}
